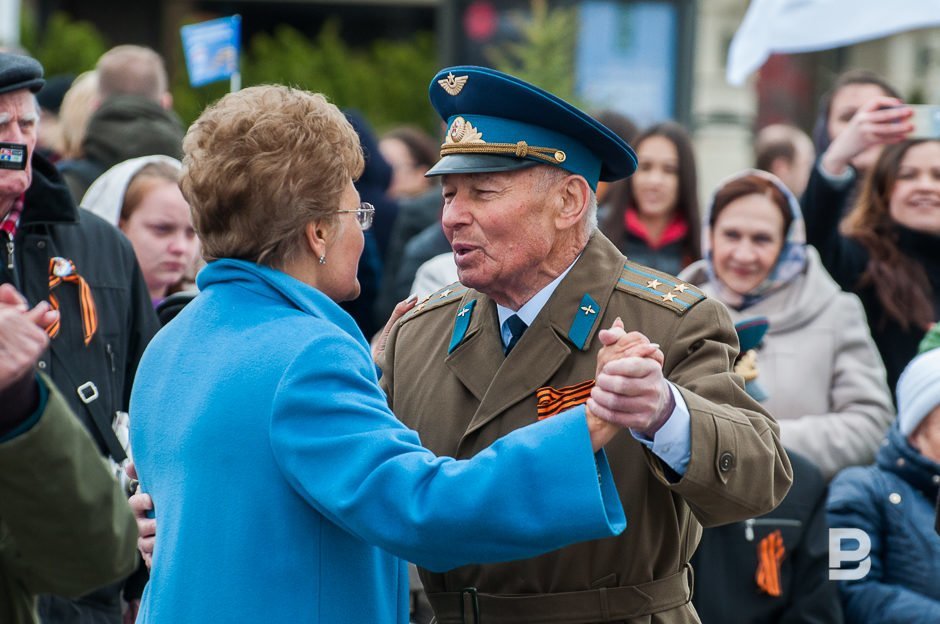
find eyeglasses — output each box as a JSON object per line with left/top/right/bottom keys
{"left": 336, "top": 202, "right": 375, "bottom": 231}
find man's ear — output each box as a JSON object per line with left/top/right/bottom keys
{"left": 161, "top": 91, "right": 174, "bottom": 111}
{"left": 555, "top": 175, "right": 592, "bottom": 230}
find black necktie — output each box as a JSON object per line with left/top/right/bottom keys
{"left": 504, "top": 314, "right": 528, "bottom": 355}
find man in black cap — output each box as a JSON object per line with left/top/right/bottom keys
{"left": 377, "top": 66, "right": 792, "bottom": 623}
{"left": 0, "top": 51, "right": 158, "bottom": 624}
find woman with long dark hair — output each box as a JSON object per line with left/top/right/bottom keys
{"left": 599, "top": 122, "right": 700, "bottom": 275}
{"left": 807, "top": 138, "right": 940, "bottom": 391}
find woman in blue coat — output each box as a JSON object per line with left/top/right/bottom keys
{"left": 827, "top": 347, "right": 940, "bottom": 623}
{"left": 129, "top": 85, "right": 633, "bottom": 623}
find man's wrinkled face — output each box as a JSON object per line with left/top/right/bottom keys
{"left": 0, "top": 90, "right": 38, "bottom": 201}
{"left": 440, "top": 168, "right": 560, "bottom": 305}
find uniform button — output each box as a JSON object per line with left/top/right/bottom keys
{"left": 37, "top": 241, "right": 45, "bottom": 249}
{"left": 896, "top": 458, "right": 905, "bottom": 467}
{"left": 718, "top": 452, "right": 734, "bottom": 472}
{"left": 889, "top": 492, "right": 902, "bottom": 505}
{"left": 37, "top": 361, "right": 47, "bottom": 369}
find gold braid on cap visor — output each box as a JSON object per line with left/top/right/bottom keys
{"left": 440, "top": 140, "right": 567, "bottom": 165}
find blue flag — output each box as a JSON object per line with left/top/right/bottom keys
{"left": 181, "top": 15, "right": 241, "bottom": 87}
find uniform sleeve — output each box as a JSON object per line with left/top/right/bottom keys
{"left": 827, "top": 468, "right": 940, "bottom": 623}
{"left": 0, "top": 375, "right": 138, "bottom": 596}
{"left": 654, "top": 297, "right": 793, "bottom": 526}
{"left": 778, "top": 295, "right": 894, "bottom": 481}
{"left": 629, "top": 382, "right": 691, "bottom": 475}
{"left": 269, "top": 335, "right": 625, "bottom": 573}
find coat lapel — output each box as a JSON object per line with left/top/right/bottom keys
{"left": 445, "top": 291, "right": 503, "bottom": 402}
{"left": 450, "top": 233, "right": 628, "bottom": 440}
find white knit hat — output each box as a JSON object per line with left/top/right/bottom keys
{"left": 896, "top": 347, "right": 940, "bottom": 436}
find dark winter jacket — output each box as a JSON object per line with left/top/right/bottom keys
{"left": 692, "top": 451, "right": 843, "bottom": 624}
{"left": 827, "top": 425, "right": 940, "bottom": 623}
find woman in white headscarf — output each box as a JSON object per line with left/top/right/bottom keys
{"left": 82, "top": 155, "right": 199, "bottom": 307}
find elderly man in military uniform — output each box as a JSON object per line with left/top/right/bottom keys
{"left": 378, "top": 66, "right": 793, "bottom": 624}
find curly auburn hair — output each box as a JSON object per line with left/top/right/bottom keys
{"left": 841, "top": 139, "right": 936, "bottom": 330}
{"left": 181, "top": 85, "right": 364, "bottom": 267}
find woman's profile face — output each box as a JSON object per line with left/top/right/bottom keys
{"left": 120, "top": 180, "right": 198, "bottom": 300}
{"left": 888, "top": 141, "right": 940, "bottom": 236}
{"left": 320, "top": 179, "right": 365, "bottom": 303}
{"left": 711, "top": 193, "right": 786, "bottom": 296}
{"left": 631, "top": 135, "right": 679, "bottom": 219}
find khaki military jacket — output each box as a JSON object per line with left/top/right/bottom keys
{"left": 379, "top": 233, "right": 792, "bottom": 624}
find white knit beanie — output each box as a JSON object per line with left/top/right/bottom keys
{"left": 896, "top": 347, "right": 940, "bottom": 436}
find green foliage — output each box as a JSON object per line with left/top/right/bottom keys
{"left": 486, "top": 0, "right": 580, "bottom": 104}
{"left": 18, "top": 10, "right": 439, "bottom": 133}
{"left": 19, "top": 11, "right": 108, "bottom": 76}
{"left": 172, "top": 19, "right": 439, "bottom": 132}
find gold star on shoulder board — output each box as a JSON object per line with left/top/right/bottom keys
{"left": 662, "top": 291, "right": 676, "bottom": 302}
{"left": 438, "top": 289, "right": 453, "bottom": 299}
{"left": 673, "top": 283, "right": 689, "bottom": 293}
{"left": 647, "top": 279, "right": 662, "bottom": 290}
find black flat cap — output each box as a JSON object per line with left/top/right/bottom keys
{"left": 0, "top": 53, "right": 45, "bottom": 96}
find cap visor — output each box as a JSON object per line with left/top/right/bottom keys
{"left": 425, "top": 154, "right": 539, "bottom": 178}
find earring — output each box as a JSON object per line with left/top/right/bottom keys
{"left": 319, "top": 255, "right": 327, "bottom": 265}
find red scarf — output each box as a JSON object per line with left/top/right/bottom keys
{"left": 624, "top": 208, "right": 688, "bottom": 250}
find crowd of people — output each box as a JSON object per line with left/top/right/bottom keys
{"left": 0, "top": 37, "right": 937, "bottom": 624}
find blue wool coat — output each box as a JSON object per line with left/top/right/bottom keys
{"left": 827, "top": 425, "right": 940, "bottom": 623}
{"left": 130, "top": 259, "right": 625, "bottom": 623}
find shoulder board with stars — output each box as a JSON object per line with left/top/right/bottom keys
{"left": 615, "top": 261, "right": 706, "bottom": 315}
{"left": 399, "top": 283, "right": 468, "bottom": 325}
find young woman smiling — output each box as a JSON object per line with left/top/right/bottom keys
{"left": 599, "top": 122, "right": 700, "bottom": 275}
{"left": 807, "top": 138, "right": 940, "bottom": 393}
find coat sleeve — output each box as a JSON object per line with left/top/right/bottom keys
{"left": 827, "top": 468, "right": 940, "bottom": 624}
{"left": 800, "top": 163, "right": 868, "bottom": 292}
{"left": 269, "top": 334, "right": 626, "bottom": 573}
{"left": 0, "top": 375, "right": 138, "bottom": 597}
{"left": 653, "top": 297, "right": 793, "bottom": 526}
{"left": 778, "top": 294, "right": 894, "bottom": 480}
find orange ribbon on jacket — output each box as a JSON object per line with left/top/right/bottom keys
{"left": 755, "top": 529, "right": 785, "bottom": 597}
{"left": 46, "top": 257, "right": 98, "bottom": 345}
{"left": 536, "top": 379, "right": 595, "bottom": 420}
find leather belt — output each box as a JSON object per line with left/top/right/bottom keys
{"left": 428, "top": 564, "right": 694, "bottom": 624}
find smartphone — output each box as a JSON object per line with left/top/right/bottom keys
{"left": 909, "top": 104, "right": 940, "bottom": 139}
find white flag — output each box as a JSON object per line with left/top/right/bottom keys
{"left": 727, "top": 0, "right": 940, "bottom": 85}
